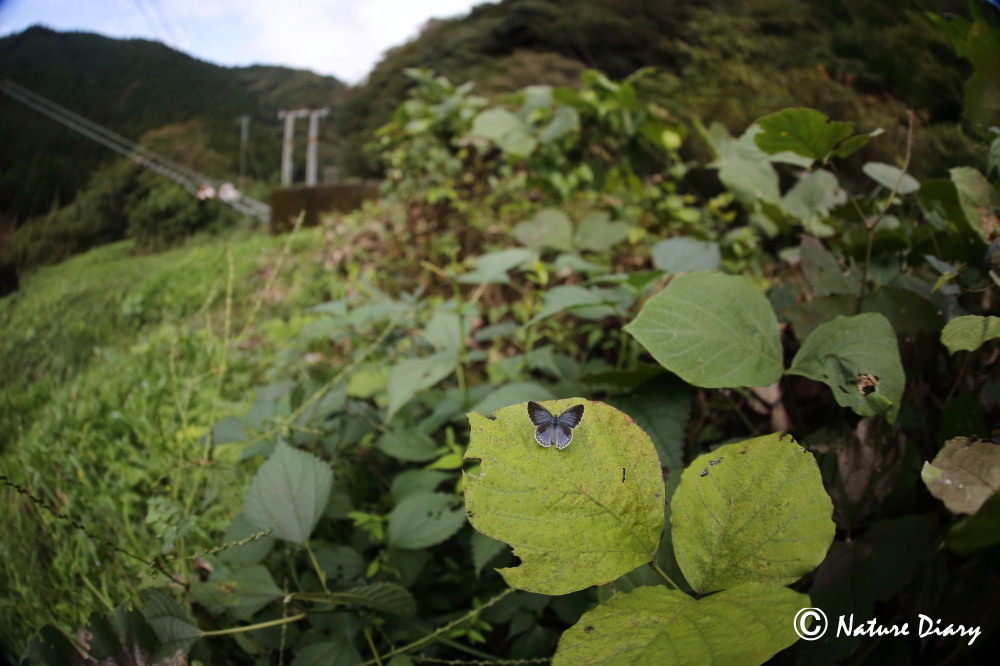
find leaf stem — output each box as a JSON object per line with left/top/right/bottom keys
{"left": 357, "top": 587, "right": 515, "bottom": 665}
{"left": 198, "top": 612, "right": 307, "bottom": 637}
{"left": 650, "top": 559, "right": 681, "bottom": 590}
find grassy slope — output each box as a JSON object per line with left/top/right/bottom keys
{"left": 0, "top": 225, "right": 332, "bottom": 651}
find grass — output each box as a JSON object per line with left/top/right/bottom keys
{"left": 0, "top": 223, "right": 334, "bottom": 653}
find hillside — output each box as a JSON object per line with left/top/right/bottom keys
{"left": 0, "top": 26, "right": 347, "bottom": 223}
{"left": 336, "top": 0, "right": 976, "bottom": 174}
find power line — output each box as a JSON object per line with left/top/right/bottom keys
{"left": 1, "top": 78, "right": 270, "bottom": 222}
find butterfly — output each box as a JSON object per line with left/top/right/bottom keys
{"left": 526, "top": 401, "right": 585, "bottom": 449}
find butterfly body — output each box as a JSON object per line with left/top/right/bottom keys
{"left": 526, "top": 401, "right": 585, "bottom": 449}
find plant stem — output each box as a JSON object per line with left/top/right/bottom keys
{"left": 363, "top": 626, "right": 384, "bottom": 666}
{"left": 357, "top": 587, "right": 515, "bottom": 666}
{"left": 199, "top": 612, "right": 307, "bottom": 637}
{"left": 650, "top": 559, "right": 681, "bottom": 590}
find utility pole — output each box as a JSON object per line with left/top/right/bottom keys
{"left": 237, "top": 115, "right": 249, "bottom": 190}
{"left": 278, "top": 108, "right": 309, "bottom": 187}
{"left": 305, "top": 107, "right": 329, "bottom": 186}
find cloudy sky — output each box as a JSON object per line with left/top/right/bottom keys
{"left": 0, "top": 0, "right": 496, "bottom": 84}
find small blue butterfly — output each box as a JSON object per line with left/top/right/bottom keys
{"left": 526, "top": 401, "right": 585, "bottom": 449}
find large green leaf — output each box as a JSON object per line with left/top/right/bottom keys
{"left": 386, "top": 352, "right": 456, "bottom": 418}
{"left": 470, "top": 381, "right": 556, "bottom": 417}
{"left": 863, "top": 162, "right": 921, "bottom": 194}
{"left": 470, "top": 107, "right": 537, "bottom": 156}
{"left": 651, "top": 237, "right": 721, "bottom": 274}
{"left": 671, "top": 434, "right": 835, "bottom": 593}
{"left": 243, "top": 442, "right": 333, "bottom": 544}
{"left": 609, "top": 377, "right": 691, "bottom": 473}
{"left": 464, "top": 400, "right": 664, "bottom": 595}
{"left": 575, "top": 212, "right": 632, "bottom": 252}
{"left": 804, "top": 515, "right": 934, "bottom": 662}
{"left": 330, "top": 583, "right": 416, "bottom": 616}
{"left": 941, "top": 315, "right": 1000, "bottom": 353}
{"left": 553, "top": 584, "right": 806, "bottom": 665}
{"left": 779, "top": 169, "right": 841, "bottom": 237}
{"left": 624, "top": 272, "right": 783, "bottom": 388}
{"left": 191, "top": 565, "right": 283, "bottom": 620}
{"left": 754, "top": 107, "right": 855, "bottom": 163}
{"left": 922, "top": 437, "right": 1000, "bottom": 515}
{"left": 142, "top": 589, "right": 201, "bottom": 660}
{"left": 387, "top": 492, "right": 466, "bottom": 549}
{"left": 458, "top": 248, "right": 534, "bottom": 285}
{"left": 946, "top": 491, "right": 1000, "bottom": 555}
{"left": 787, "top": 313, "right": 904, "bottom": 423}
{"left": 951, "top": 166, "right": 1000, "bottom": 242}
{"left": 530, "top": 284, "right": 632, "bottom": 324}
{"left": 291, "top": 640, "right": 362, "bottom": 666}
{"left": 514, "top": 208, "right": 575, "bottom": 251}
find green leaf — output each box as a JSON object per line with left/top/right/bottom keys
{"left": 470, "top": 381, "right": 556, "bottom": 417}
{"left": 779, "top": 169, "right": 841, "bottom": 237}
{"left": 805, "top": 515, "right": 933, "bottom": 662}
{"left": 458, "top": 248, "right": 534, "bottom": 284}
{"left": 922, "top": 437, "right": 1000, "bottom": 515}
{"left": 609, "top": 377, "right": 691, "bottom": 473}
{"left": 671, "top": 433, "right": 835, "bottom": 593}
{"left": 330, "top": 583, "right": 417, "bottom": 616}
{"left": 313, "top": 545, "right": 366, "bottom": 582}
{"left": 553, "top": 584, "right": 806, "bottom": 665}
{"left": 787, "top": 313, "right": 904, "bottom": 423}
{"left": 243, "top": 442, "right": 333, "bottom": 544}
{"left": 941, "top": 315, "right": 1000, "bottom": 353}
{"left": 951, "top": 166, "right": 1000, "bottom": 243}
{"left": 863, "top": 162, "right": 921, "bottom": 194}
{"left": 386, "top": 352, "right": 456, "bottom": 418}
{"left": 799, "top": 236, "right": 859, "bottom": 296}
{"left": 754, "top": 107, "right": 855, "bottom": 163}
{"left": 539, "top": 105, "right": 580, "bottom": 143}
{"left": 530, "top": 285, "right": 630, "bottom": 324}
{"left": 946, "top": 490, "right": 1000, "bottom": 554}
{"left": 624, "top": 272, "right": 783, "bottom": 388}
{"left": 377, "top": 429, "right": 441, "bottom": 462}
{"left": 142, "top": 589, "right": 201, "bottom": 658}
{"left": 464, "top": 400, "right": 664, "bottom": 595}
{"left": 291, "top": 640, "right": 362, "bottom": 666}
{"left": 651, "top": 237, "right": 721, "bottom": 273}
{"left": 575, "top": 212, "right": 631, "bottom": 252}
{"left": 391, "top": 469, "right": 451, "bottom": 502}
{"left": 212, "top": 416, "right": 247, "bottom": 445}
{"left": 217, "top": 513, "right": 276, "bottom": 566}
{"left": 470, "top": 107, "right": 537, "bottom": 156}
{"left": 471, "top": 530, "right": 508, "bottom": 576}
{"left": 191, "top": 565, "right": 283, "bottom": 620}
{"left": 514, "top": 208, "right": 575, "bottom": 252}
{"left": 387, "top": 492, "right": 466, "bottom": 549}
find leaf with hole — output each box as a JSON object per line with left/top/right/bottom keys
{"left": 787, "top": 313, "right": 904, "bottom": 423}
{"left": 671, "top": 433, "right": 835, "bottom": 593}
{"left": 464, "top": 400, "right": 664, "bottom": 595}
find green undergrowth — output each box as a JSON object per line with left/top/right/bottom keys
{"left": 3, "top": 22, "right": 1000, "bottom": 664}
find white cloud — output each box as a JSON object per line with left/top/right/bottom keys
{"left": 0, "top": 0, "right": 496, "bottom": 83}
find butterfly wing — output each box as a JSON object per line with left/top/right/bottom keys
{"left": 526, "top": 401, "right": 554, "bottom": 427}
{"left": 552, "top": 405, "right": 585, "bottom": 449}
{"left": 527, "top": 402, "right": 585, "bottom": 449}
{"left": 534, "top": 424, "right": 556, "bottom": 447}
{"left": 556, "top": 404, "right": 585, "bottom": 429}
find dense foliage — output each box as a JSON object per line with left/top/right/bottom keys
{"left": 2, "top": 4, "right": 1000, "bottom": 666}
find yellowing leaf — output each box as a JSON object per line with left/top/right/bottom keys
{"left": 464, "top": 400, "right": 664, "bottom": 595}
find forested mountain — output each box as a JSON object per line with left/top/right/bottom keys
{"left": 0, "top": 26, "right": 347, "bottom": 223}
{"left": 336, "top": 0, "right": 977, "bottom": 175}
{"left": 0, "top": 0, "right": 986, "bottom": 228}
